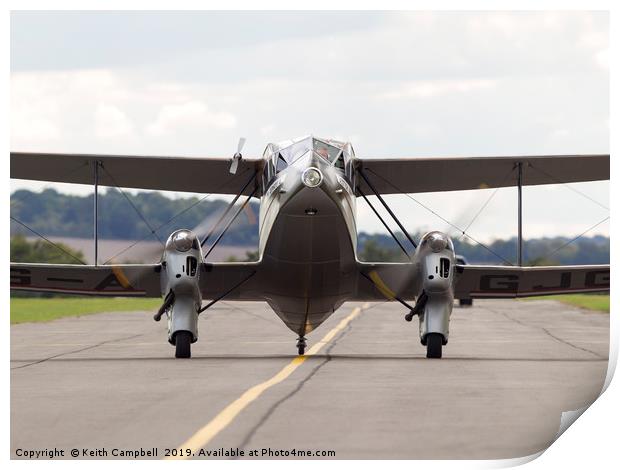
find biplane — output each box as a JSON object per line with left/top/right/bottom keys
{"left": 10, "top": 136, "right": 610, "bottom": 358}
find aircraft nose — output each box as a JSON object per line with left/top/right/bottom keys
{"left": 276, "top": 151, "right": 341, "bottom": 216}
{"left": 294, "top": 151, "right": 334, "bottom": 188}
{"left": 273, "top": 150, "right": 338, "bottom": 205}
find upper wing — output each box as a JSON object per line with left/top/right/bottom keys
{"left": 454, "top": 264, "right": 610, "bottom": 299}
{"left": 10, "top": 152, "right": 263, "bottom": 195}
{"left": 355, "top": 154, "right": 609, "bottom": 194}
{"left": 10, "top": 263, "right": 162, "bottom": 297}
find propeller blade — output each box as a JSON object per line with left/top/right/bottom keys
{"left": 237, "top": 137, "right": 246, "bottom": 154}
{"left": 229, "top": 157, "right": 240, "bottom": 174}
{"left": 230, "top": 137, "right": 246, "bottom": 174}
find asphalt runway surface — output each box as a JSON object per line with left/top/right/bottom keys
{"left": 11, "top": 299, "right": 609, "bottom": 460}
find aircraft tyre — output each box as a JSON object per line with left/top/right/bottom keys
{"left": 296, "top": 335, "right": 307, "bottom": 356}
{"left": 175, "top": 331, "right": 192, "bottom": 359}
{"left": 426, "top": 333, "right": 443, "bottom": 359}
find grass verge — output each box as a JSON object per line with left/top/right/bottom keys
{"left": 10, "top": 297, "right": 162, "bottom": 324}
{"left": 529, "top": 294, "right": 609, "bottom": 313}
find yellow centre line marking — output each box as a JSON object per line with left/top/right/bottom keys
{"left": 166, "top": 302, "right": 369, "bottom": 460}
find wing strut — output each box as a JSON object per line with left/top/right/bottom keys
{"left": 200, "top": 172, "right": 257, "bottom": 247}
{"left": 93, "top": 160, "right": 100, "bottom": 266}
{"left": 358, "top": 271, "right": 416, "bottom": 311}
{"left": 359, "top": 188, "right": 411, "bottom": 260}
{"left": 358, "top": 169, "right": 417, "bottom": 249}
{"left": 517, "top": 162, "right": 523, "bottom": 266}
{"left": 203, "top": 183, "right": 258, "bottom": 260}
{"left": 197, "top": 270, "right": 256, "bottom": 313}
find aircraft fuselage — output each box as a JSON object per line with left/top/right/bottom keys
{"left": 258, "top": 148, "right": 359, "bottom": 335}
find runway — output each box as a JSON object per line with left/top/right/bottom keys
{"left": 11, "top": 299, "right": 609, "bottom": 459}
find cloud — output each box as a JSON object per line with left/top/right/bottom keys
{"left": 376, "top": 79, "right": 496, "bottom": 101}
{"left": 594, "top": 48, "right": 609, "bottom": 70}
{"left": 11, "top": 114, "right": 60, "bottom": 143}
{"left": 145, "top": 101, "right": 237, "bottom": 136}
{"left": 11, "top": 69, "right": 239, "bottom": 153}
{"left": 94, "top": 103, "right": 134, "bottom": 138}
{"left": 10, "top": 12, "right": 609, "bottom": 239}
{"left": 260, "top": 124, "right": 275, "bottom": 134}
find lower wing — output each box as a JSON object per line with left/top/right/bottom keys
{"left": 12, "top": 262, "right": 609, "bottom": 303}
{"left": 355, "top": 263, "right": 609, "bottom": 301}
{"left": 454, "top": 264, "right": 610, "bottom": 299}
{"left": 10, "top": 262, "right": 265, "bottom": 300}
{"left": 10, "top": 263, "right": 162, "bottom": 297}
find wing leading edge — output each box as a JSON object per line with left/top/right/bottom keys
{"left": 355, "top": 154, "right": 609, "bottom": 194}
{"left": 10, "top": 152, "right": 263, "bottom": 195}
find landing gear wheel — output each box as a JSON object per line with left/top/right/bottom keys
{"left": 459, "top": 298, "right": 473, "bottom": 307}
{"left": 175, "top": 331, "right": 192, "bottom": 359}
{"left": 426, "top": 333, "right": 443, "bottom": 359}
{"left": 296, "top": 336, "right": 307, "bottom": 356}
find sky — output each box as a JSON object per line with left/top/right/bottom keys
{"left": 10, "top": 10, "right": 610, "bottom": 246}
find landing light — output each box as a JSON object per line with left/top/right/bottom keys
{"left": 301, "top": 167, "right": 323, "bottom": 188}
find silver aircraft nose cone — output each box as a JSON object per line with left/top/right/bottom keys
{"left": 172, "top": 230, "right": 194, "bottom": 252}
{"left": 429, "top": 233, "right": 448, "bottom": 252}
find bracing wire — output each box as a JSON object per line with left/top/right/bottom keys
{"left": 458, "top": 165, "right": 517, "bottom": 240}
{"left": 365, "top": 168, "right": 514, "bottom": 266}
{"left": 10, "top": 216, "right": 87, "bottom": 265}
{"left": 532, "top": 216, "right": 610, "bottom": 266}
{"left": 99, "top": 165, "right": 165, "bottom": 246}
{"left": 527, "top": 163, "right": 609, "bottom": 211}
{"left": 102, "top": 167, "right": 254, "bottom": 265}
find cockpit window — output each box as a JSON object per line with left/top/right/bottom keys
{"left": 278, "top": 139, "right": 313, "bottom": 164}
{"left": 265, "top": 136, "right": 348, "bottom": 175}
{"left": 275, "top": 153, "right": 287, "bottom": 173}
{"left": 313, "top": 139, "right": 342, "bottom": 164}
{"left": 334, "top": 152, "right": 345, "bottom": 170}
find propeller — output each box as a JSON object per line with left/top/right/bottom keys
{"left": 229, "top": 137, "right": 246, "bottom": 174}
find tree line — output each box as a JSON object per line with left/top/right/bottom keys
{"left": 11, "top": 189, "right": 608, "bottom": 265}
{"left": 11, "top": 188, "right": 260, "bottom": 245}
{"left": 357, "top": 232, "right": 609, "bottom": 265}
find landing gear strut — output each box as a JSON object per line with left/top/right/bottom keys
{"left": 296, "top": 336, "right": 307, "bottom": 355}
{"left": 405, "top": 291, "right": 428, "bottom": 322}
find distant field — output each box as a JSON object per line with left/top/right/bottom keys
{"left": 24, "top": 236, "right": 253, "bottom": 264}
{"left": 10, "top": 297, "right": 162, "bottom": 324}
{"left": 527, "top": 294, "right": 610, "bottom": 313}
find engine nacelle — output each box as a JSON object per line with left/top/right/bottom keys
{"left": 161, "top": 229, "right": 203, "bottom": 344}
{"left": 415, "top": 231, "right": 455, "bottom": 345}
